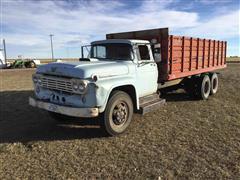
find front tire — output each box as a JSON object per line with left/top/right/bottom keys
{"left": 102, "top": 91, "right": 133, "bottom": 136}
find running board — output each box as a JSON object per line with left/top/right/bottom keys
{"left": 139, "top": 93, "right": 160, "bottom": 104}
{"left": 138, "top": 94, "right": 166, "bottom": 115}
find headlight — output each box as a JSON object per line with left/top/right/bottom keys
{"left": 33, "top": 76, "right": 38, "bottom": 83}
{"left": 37, "top": 79, "right": 42, "bottom": 85}
{"left": 71, "top": 79, "right": 88, "bottom": 94}
{"left": 32, "top": 74, "right": 42, "bottom": 84}
{"left": 79, "top": 81, "right": 87, "bottom": 91}
{"left": 72, "top": 82, "right": 79, "bottom": 91}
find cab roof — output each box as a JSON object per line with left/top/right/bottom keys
{"left": 91, "top": 39, "right": 150, "bottom": 45}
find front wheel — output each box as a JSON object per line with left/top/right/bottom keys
{"left": 102, "top": 91, "right": 133, "bottom": 136}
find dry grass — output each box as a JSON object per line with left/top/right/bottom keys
{"left": 227, "top": 57, "right": 240, "bottom": 62}
{"left": 0, "top": 64, "right": 239, "bottom": 179}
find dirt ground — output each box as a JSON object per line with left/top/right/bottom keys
{"left": 0, "top": 64, "right": 239, "bottom": 179}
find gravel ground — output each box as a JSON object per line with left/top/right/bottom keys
{"left": 0, "top": 64, "right": 239, "bottom": 179}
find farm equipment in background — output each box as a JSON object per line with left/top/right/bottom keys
{"left": 9, "top": 59, "right": 38, "bottom": 68}
{"left": 0, "top": 39, "right": 40, "bottom": 69}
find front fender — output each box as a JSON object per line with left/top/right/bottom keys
{"left": 95, "top": 76, "right": 139, "bottom": 113}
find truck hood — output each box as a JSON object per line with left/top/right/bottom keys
{"left": 36, "top": 61, "right": 130, "bottom": 79}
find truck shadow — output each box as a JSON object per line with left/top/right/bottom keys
{"left": 161, "top": 91, "right": 199, "bottom": 102}
{"left": 0, "top": 90, "right": 196, "bottom": 143}
{"left": 0, "top": 90, "right": 108, "bottom": 144}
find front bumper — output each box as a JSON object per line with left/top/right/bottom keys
{"left": 29, "top": 97, "right": 99, "bottom": 118}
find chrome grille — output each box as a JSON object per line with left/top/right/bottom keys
{"left": 40, "top": 76, "right": 73, "bottom": 93}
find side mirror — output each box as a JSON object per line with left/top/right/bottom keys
{"left": 153, "top": 43, "right": 161, "bottom": 63}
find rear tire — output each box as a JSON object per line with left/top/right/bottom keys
{"left": 198, "top": 74, "right": 211, "bottom": 100}
{"left": 184, "top": 77, "right": 198, "bottom": 97}
{"left": 210, "top": 73, "right": 218, "bottom": 95}
{"left": 101, "top": 91, "right": 133, "bottom": 136}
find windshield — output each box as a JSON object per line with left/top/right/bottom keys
{"left": 90, "top": 43, "right": 133, "bottom": 61}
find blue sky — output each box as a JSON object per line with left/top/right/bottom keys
{"left": 1, "top": 0, "right": 239, "bottom": 58}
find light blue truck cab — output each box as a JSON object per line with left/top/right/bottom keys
{"left": 29, "top": 39, "right": 165, "bottom": 135}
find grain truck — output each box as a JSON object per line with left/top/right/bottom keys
{"left": 29, "top": 28, "right": 227, "bottom": 136}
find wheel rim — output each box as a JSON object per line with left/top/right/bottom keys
{"left": 31, "top": 63, "right": 34, "bottom": 68}
{"left": 213, "top": 78, "right": 217, "bottom": 90}
{"left": 112, "top": 101, "right": 129, "bottom": 126}
{"left": 204, "top": 81, "right": 210, "bottom": 94}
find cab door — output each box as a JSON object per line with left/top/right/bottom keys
{"left": 135, "top": 44, "right": 158, "bottom": 97}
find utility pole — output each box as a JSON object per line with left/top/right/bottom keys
{"left": 3, "top": 39, "right": 7, "bottom": 60}
{"left": 49, "top": 34, "right": 54, "bottom": 61}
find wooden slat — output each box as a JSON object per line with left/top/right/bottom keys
{"left": 181, "top": 36, "right": 185, "bottom": 72}
{"left": 217, "top": 41, "right": 220, "bottom": 65}
{"left": 213, "top": 40, "right": 216, "bottom": 66}
{"left": 170, "top": 35, "right": 173, "bottom": 74}
{"left": 196, "top": 38, "right": 199, "bottom": 69}
{"left": 221, "top": 41, "right": 223, "bottom": 65}
{"left": 208, "top": 40, "right": 211, "bottom": 67}
{"left": 224, "top": 41, "right": 227, "bottom": 64}
{"left": 189, "top": 37, "right": 193, "bottom": 71}
{"left": 202, "top": 39, "right": 205, "bottom": 68}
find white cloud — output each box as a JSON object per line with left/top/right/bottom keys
{"left": 1, "top": 0, "right": 239, "bottom": 57}
{"left": 180, "top": 10, "right": 240, "bottom": 39}
{"left": 196, "top": 0, "right": 231, "bottom": 5}
{"left": 4, "top": 34, "right": 47, "bottom": 46}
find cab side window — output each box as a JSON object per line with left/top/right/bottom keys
{"left": 138, "top": 45, "right": 150, "bottom": 60}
